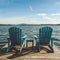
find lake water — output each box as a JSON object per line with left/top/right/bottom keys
{"left": 0, "top": 25, "right": 60, "bottom": 48}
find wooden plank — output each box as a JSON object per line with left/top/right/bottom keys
{"left": 0, "top": 43, "right": 60, "bottom": 60}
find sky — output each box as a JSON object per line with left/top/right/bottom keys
{"left": 0, "top": 0, "right": 60, "bottom": 24}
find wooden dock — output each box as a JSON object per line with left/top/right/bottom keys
{"left": 0, "top": 43, "right": 60, "bottom": 60}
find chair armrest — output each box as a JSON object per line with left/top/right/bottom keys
{"left": 51, "top": 37, "right": 60, "bottom": 41}
{"left": 34, "top": 35, "right": 38, "bottom": 39}
{"left": 21, "top": 35, "right": 27, "bottom": 39}
{"left": 51, "top": 37, "right": 54, "bottom": 40}
{"left": 20, "top": 35, "right": 27, "bottom": 46}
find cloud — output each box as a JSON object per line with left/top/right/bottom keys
{"left": 29, "top": 6, "right": 34, "bottom": 11}
{"left": 37, "top": 13, "right": 49, "bottom": 19}
{"left": 37, "top": 13, "right": 56, "bottom": 20}
{"left": 29, "top": 18, "right": 60, "bottom": 24}
{"left": 0, "top": 13, "right": 60, "bottom": 24}
{"left": 51, "top": 13, "right": 60, "bottom": 16}
{"left": 37, "top": 13, "right": 60, "bottom": 24}
{"left": 37, "top": 13, "right": 47, "bottom": 16}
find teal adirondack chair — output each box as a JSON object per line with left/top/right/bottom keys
{"left": 34, "top": 27, "right": 54, "bottom": 52}
{"left": 6, "top": 27, "right": 27, "bottom": 54}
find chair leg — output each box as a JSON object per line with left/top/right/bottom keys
{"left": 26, "top": 41, "right": 28, "bottom": 48}
{"left": 19, "top": 45, "right": 22, "bottom": 55}
{"left": 20, "top": 41, "right": 26, "bottom": 54}
{"left": 37, "top": 43, "right": 40, "bottom": 52}
{"left": 48, "top": 45, "right": 54, "bottom": 53}
{"left": 26, "top": 41, "right": 28, "bottom": 50}
{"left": 19, "top": 44, "right": 25, "bottom": 54}
{"left": 32, "top": 40, "right": 34, "bottom": 50}
{"left": 37, "top": 45, "right": 41, "bottom": 52}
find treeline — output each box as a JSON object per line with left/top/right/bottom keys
{"left": 0, "top": 24, "right": 14, "bottom": 26}
{"left": 18, "top": 24, "right": 60, "bottom": 26}
{"left": 0, "top": 24, "right": 60, "bottom": 26}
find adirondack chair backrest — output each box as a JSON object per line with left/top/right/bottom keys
{"left": 39, "top": 27, "right": 53, "bottom": 45}
{"left": 9, "top": 27, "right": 21, "bottom": 45}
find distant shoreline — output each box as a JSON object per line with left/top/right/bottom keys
{"left": 0, "top": 24, "right": 60, "bottom": 26}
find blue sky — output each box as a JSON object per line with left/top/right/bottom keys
{"left": 0, "top": 0, "right": 60, "bottom": 24}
